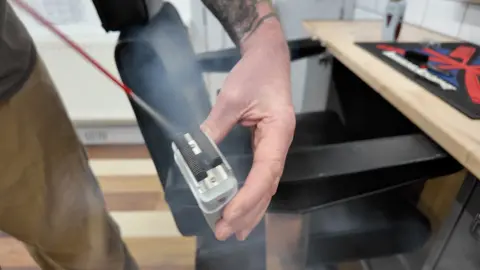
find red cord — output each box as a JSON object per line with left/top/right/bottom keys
{"left": 12, "top": 0, "right": 133, "bottom": 95}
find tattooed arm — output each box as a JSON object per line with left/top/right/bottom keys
{"left": 201, "top": 0, "right": 284, "bottom": 50}
{"left": 201, "top": 1, "right": 294, "bottom": 242}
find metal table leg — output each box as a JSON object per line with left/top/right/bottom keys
{"left": 421, "top": 173, "right": 478, "bottom": 270}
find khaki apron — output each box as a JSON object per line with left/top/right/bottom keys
{"left": 0, "top": 57, "right": 138, "bottom": 270}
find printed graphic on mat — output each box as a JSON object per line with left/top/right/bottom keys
{"left": 357, "top": 42, "right": 480, "bottom": 119}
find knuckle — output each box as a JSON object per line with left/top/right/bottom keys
{"left": 269, "top": 159, "right": 284, "bottom": 177}
{"left": 220, "top": 89, "right": 242, "bottom": 105}
{"left": 270, "top": 176, "right": 281, "bottom": 196}
{"left": 276, "top": 106, "right": 296, "bottom": 134}
{"left": 225, "top": 205, "right": 244, "bottom": 222}
{"left": 284, "top": 107, "right": 296, "bottom": 130}
{"left": 269, "top": 161, "right": 285, "bottom": 195}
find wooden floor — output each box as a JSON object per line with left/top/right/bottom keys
{"left": 0, "top": 145, "right": 196, "bottom": 270}
{"left": 0, "top": 145, "right": 365, "bottom": 270}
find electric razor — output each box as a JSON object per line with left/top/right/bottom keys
{"left": 172, "top": 128, "right": 238, "bottom": 231}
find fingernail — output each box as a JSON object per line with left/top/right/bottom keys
{"left": 216, "top": 224, "right": 234, "bottom": 241}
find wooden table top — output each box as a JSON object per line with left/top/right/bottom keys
{"left": 303, "top": 20, "right": 480, "bottom": 180}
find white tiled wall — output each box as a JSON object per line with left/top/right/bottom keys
{"left": 422, "top": 0, "right": 467, "bottom": 37}
{"left": 354, "top": 0, "right": 480, "bottom": 45}
{"left": 458, "top": 4, "right": 480, "bottom": 43}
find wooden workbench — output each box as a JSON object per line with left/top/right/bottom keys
{"left": 298, "top": 21, "right": 480, "bottom": 269}
{"left": 303, "top": 21, "right": 480, "bottom": 180}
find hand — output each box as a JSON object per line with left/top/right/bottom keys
{"left": 202, "top": 18, "right": 295, "bottom": 241}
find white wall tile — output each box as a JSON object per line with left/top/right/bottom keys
{"left": 354, "top": 8, "right": 383, "bottom": 20}
{"left": 343, "top": 0, "right": 357, "bottom": 20}
{"left": 357, "top": 0, "right": 377, "bottom": 10}
{"left": 458, "top": 4, "right": 480, "bottom": 44}
{"left": 422, "top": 0, "right": 467, "bottom": 37}
{"left": 405, "top": 0, "right": 429, "bottom": 25}
{"left": 275, "top": 0, "right": 343, "bottom": 39}
{"left": 206, "top": 10, "right": 225, "bottom": 51}
{"left": 376, "top": 0, "right": 389, "bottom": 14}
{"left": 189, "top": 1, "right": 207, "bottom": 53}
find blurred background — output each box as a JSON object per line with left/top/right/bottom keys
{"left": 3, "top": 1, "right": 480, "bottom": 270}
{"left": 10, "top": 0, "right": 480, "bottom": 146}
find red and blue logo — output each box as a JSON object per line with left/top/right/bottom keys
{"left": 376, "top": 44, "right": 480, "bottom": 105}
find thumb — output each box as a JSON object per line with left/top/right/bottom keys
{"left": 201, "top": 94, "right": 241, "bottom": 144}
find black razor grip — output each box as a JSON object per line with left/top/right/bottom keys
{"left": 190, "top": 129, "right": 223, "bottom": 168}
{"left": 173, "top": 129, "right": 223, "bottom": 182}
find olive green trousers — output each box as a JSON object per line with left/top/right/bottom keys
{"left": 0, "top": 57, "right": 138, "bottom": 270}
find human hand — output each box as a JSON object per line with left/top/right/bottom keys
{"left": 202, "top": 17, "right": 295, "bottom": 241}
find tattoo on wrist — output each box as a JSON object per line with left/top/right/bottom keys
{"left": 201, "top": 0, "right": 278, "bottom": 45}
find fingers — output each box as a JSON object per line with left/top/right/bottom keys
{"left": 235, "top": 196, "right": 271, "bottom": 240}
{"left": 224, "top": 159, "right": 280, "bottom": 228}
{"left": 201, "top": 90, "right": 245, "bottom": 144}
{"left": 221, "top": 114, "right": 295, "bottom": 231}
{"left": 216, "top": 195, "right": 270, "bottom": 241}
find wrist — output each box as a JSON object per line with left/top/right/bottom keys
{"left": 239, "top": 3, "right": 288, "bottom": 56}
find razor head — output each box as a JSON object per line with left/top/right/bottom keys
{"left": 173, "top": 130, "right": 223, "bottom": 184}
{"left": 172, "top": 129, "right": 238, "bottom": 218}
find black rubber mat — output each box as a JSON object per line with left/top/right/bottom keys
{"left": 357, "top": 42, "right": 480, "bottom": 119}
